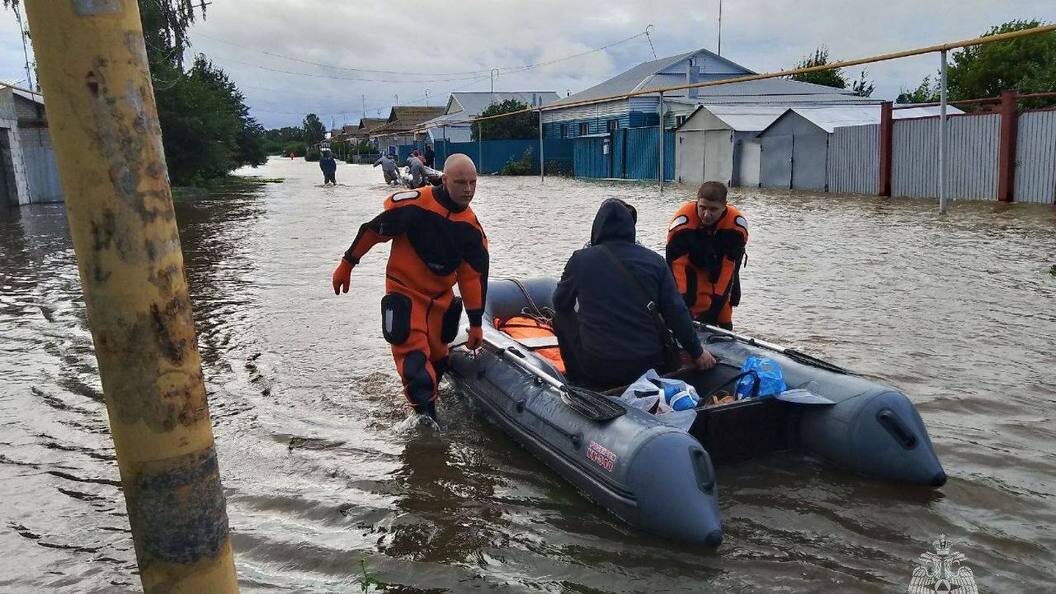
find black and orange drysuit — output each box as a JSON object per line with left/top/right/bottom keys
{"left": 666, "top": 202, "right": 748, "bottom": 328}
{"left": 338, "top": 185, "right": 488, "bottom": 417}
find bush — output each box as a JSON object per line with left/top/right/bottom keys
{"left": 305, "top": 147, "right": 321, "bottom": 162}
{"left": 500, "top": 147, "right": 535, "bottom": 176}
{"left": 544, "top": 159, "right": 573, "bottom": 176}
{"left": 283, "top": 142, "right": 307, "bottom": 157}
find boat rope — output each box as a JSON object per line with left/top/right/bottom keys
{"left": 506, "top": 278, "right": 553, "bottom": 324}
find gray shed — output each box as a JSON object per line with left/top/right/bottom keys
{"left": 757, "top": 106, "right": 958, "bottom": 192}
{"left": 674, "top": 105, "right": 784, "bottom": 187}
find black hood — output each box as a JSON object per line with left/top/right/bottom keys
{"left": 590, "top": 198, "right": 636, "bottom": 245}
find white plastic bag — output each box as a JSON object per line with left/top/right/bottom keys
{"left": 618, "top": 369, "right": 698, "bottom": 432}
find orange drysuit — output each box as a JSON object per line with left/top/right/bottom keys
{"left": 666, "top": 203, "right": 748, "bottom": 328}
{"left": 340, "top": 185, "right": 488, "bottom": 416}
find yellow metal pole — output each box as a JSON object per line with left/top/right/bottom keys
{"left": 22, "top": 2, "right": 238, "bottom": 592}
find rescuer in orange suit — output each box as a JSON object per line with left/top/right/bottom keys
{"left": 331, "top": 153, "right": 488, "bottom": 421}
{"left": 666, "top": 181, "right": 748, "bottom": 330}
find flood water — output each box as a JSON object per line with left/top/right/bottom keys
{"left": 2, "top": 158, "right": 1055, "bottom": 593}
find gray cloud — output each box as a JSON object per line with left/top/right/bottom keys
{"left": 3, "top": 1, "right": 1053, "bottom": 128}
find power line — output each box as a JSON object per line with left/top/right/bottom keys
{"left": 191, "top": 28, "right": 650, "bottom": 82}
{"left": 208, "top": 56, "right": 492, "bottom": 83}
{"left": 238, "top": 72, "right": 492, "bottom": 120}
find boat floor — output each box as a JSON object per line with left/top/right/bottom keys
{"left": 497, "top": 328, "right": 795, "bottom": 464}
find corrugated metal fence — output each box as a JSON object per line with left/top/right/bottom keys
{"left": 19, "top": 128, "right": 63, "bottom": 203}
{"left": 573, "top": 126, "right": 675, "bottom": 181}
{"left": 1014, "top": 110, "right": 1056, "bottom": 204}
{"left": 425, "top": 139, "right": 572, "bottom": 174}
{"left": 891, "top": 114, "right": 1000, "bottom": 201}
{"left": 828, "top": 124, "right": 878, "bottom": 195}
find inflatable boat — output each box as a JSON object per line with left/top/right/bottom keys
{"left": 446, "top": 278, "right": 946, "bottom": 547}
{"left": 400, "top": 165, "right": 442, "bottom": 188}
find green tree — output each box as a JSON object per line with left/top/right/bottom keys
{"left": 896, "top": 76, "right": 940, "bottom": 104}
{"left": 472, "top": 99, "right": 539, "bottom": 140}
{"left": 6, "top": 0, "right": 267, "bottom": 185}
{"left": 850, "top": 71, "right": 875, "bottom": 98}
{"left": 263, "top": 127, "right": 303, "bottom": 155}
{"left": 948, "top": 19, "right": 1055, "bottom": 108}
{"left": 283, "top": 141, "right": 307, "bottom": 158}
{"left": 155, "top": 55, "right": 267, "bottom": 185}
{"left": 899, "top": 20, "right": 1054, "bottom": 108}
{"left": 790, "top": 46, "right": 875, "bottom": 97}
{"left": 303, "top": 114, "right": 326, "bottom": 145}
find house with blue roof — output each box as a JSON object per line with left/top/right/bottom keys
{"left": 542, "top": 48, "right": 881, "bottom": 181}
{"left": 543, "top": 48, "right": 877, "bottom": 139}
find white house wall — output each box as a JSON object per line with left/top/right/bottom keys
{"left": 541, "top": 99, "right": 626, "bottom": 124}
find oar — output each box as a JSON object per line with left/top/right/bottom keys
{"left": 468, "top": 334, "right": 626, "bottom": 422}
{"left": 694, "top": 322, "right": 852, "bottom": 375}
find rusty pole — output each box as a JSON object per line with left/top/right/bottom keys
{"left": 996, "top": 90, "right": 1018, "bottom": 202}
{"left": 878, "top": 101, "right": 893, "bottom": 197}
{"left": 22, "top": 1, "right": 238, "bottom": 592}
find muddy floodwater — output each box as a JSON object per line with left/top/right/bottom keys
{"left": 2, "top": 158, "right": 1055, "bottom": 593}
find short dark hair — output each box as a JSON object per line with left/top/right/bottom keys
{"left": 697, "top": 181, "right": 728, "bottom": 204}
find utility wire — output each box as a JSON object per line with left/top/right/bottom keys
{"left": 239, "top": 73, "right": 492, "bottom": 118}
{"left": 212, "top": 56, "right": 492, "bottom": 83}
{"left": 192, "top": 28, "right": 650, "bottom": 81}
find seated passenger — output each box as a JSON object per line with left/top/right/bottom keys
{"left": 552, "top": 198, "right": 716, "bottom": 389}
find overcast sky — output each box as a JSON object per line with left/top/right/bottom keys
{"left": 2, "top": 1, "right": 1053, "bottom": 129}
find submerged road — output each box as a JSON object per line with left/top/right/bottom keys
{"left": 1, "top": 158, "right": 1054, "bottom": 592}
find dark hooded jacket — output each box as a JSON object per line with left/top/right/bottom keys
{"left": 552, "top": 199, "right": 704, "bottom": 361}
{"left": 319, "top": 153, "right": 337, "bottom": 174}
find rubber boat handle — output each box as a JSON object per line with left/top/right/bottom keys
{"left": 877, "top": 409, "right": 918, "bottom": 449}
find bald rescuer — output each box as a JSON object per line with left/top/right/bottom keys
{"left": 332, "top": 154, "right": 488, "bottom": 420}
{"left": 666, "top": 182, "right": 748, "bottom": 330}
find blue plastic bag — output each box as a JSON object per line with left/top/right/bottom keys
{"left": 735, "top": 356, "right": 786, "bottom": 399}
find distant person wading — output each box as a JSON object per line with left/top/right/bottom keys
{"left": 373, "top": 153, "right": 399, "bottom": 185}
{"left": 319, "top": 148, "right": 337, "bottom": 185}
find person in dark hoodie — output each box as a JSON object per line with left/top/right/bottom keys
{"left": 552, "top": 198, "right": 716, "bottom": 389}
{"left": 319, "top": 148, "right": 337, "bottom": 185}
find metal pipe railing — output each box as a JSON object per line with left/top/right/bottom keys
{"left": 405, "top": 23, "right": 1056, "bottom": 132}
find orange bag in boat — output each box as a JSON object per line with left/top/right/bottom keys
{"left": 496, "top": 315, "right": 566, "bottom": 374}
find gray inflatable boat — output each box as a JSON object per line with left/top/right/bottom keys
{"left": 447, "top": 278, "right": 946, "bottom": 547}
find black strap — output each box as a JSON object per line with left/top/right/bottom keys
{"left": 598, "top": 245, "right": 679, "bottom": 361}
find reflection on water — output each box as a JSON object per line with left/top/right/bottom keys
{"left": 1, "top": 160, "right": 1054, "bottom": 592}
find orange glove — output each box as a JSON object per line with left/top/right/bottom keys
{"left": 331, "top": 259, "right": 353, "bottom": 294}
{"left": 466, "top": 326, "right": 484, "bottom": 351}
